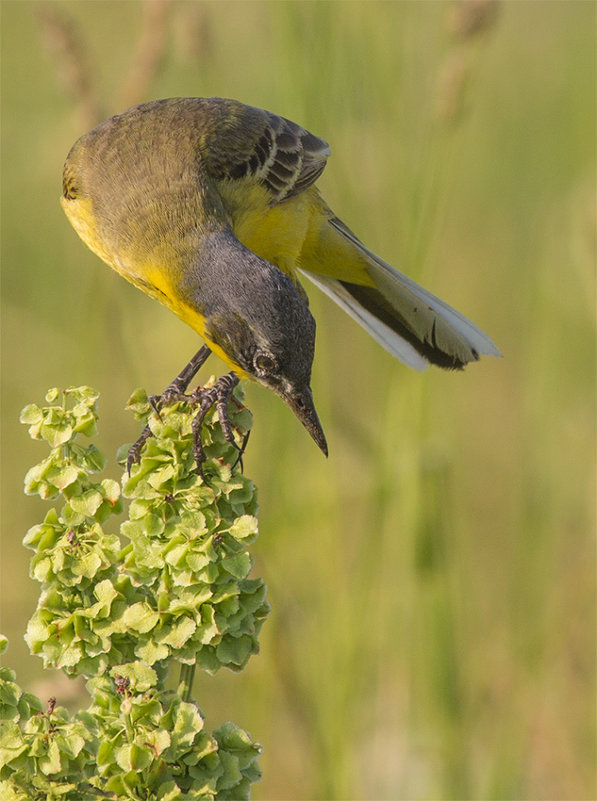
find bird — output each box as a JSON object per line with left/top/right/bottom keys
{"left": 61, "top": 96, "right": 500, "bottom": 463}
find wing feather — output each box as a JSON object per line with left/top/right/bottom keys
{"left": 212, "top": 102, "right": 330, "bottom": 204}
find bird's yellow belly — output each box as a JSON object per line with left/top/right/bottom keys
{"left": 62, "top": 194, "right": 249, "bottom": 377}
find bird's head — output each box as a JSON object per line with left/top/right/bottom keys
{"left": 241, "top": 339, "right": 328, "bottom": 458}
{"left": 196, "top": 237, "right": 328, "bottom": 457}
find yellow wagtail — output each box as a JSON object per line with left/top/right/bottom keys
{"left": 61, "top": 97, "right": 500, "bottom": 463}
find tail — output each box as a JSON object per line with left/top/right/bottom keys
{"left": 299, "top": 211, "right": 501, "bottom": 371}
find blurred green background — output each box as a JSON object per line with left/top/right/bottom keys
{"left": 1, "top": 2, "right": 595, "bottom": 799}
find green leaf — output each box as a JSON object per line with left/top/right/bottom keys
{"left": 216, "top": 635, "right": 254, "bottom": 668}
{"left": 109, "top": 662, "right": 157, "bottom": 692}
{"left": 19, "top": 403, "right": 42, "bottom": 425}
{"left": 97, "top": 740, "right": 116, "bottom": 767}
{"left": 72, "top": 401, "right": 98, "bottom": 436}
{"left": 69, "top": 489, "right": 103, "bottom": 518}
{"left": 123, "top": 603, "right": 159, "bottom": 634}
{"left": 228, "top": 515, "right": 258, "bottom": 541}
{"left": 159, "top": 616, "right": 196, "bottom": 648}
{"left": 221, "top": 552, "right": 252, "bottom": 579}
{"left": 135, "top": 640, "right": 169, "bottom": 664}
{"left": 66, "top": 385, "right": 99, "bottom": 404}
{"left": 24, "top": 461, "right": 59, "bottom": 499}
{"left": 78, "top": 551, "right": 103, "bottom": 579}
{"left": 51, "top": 464, "right": 80, "bottom": 491}
{"left": 129, "top": 742, "right": 153, "bottom": 771}
{"left": 115, "top": 743, "right": 135, "bottom": 772}
{"left": 60, "top": 504, "right": 86, "bottom": 527}
{"left": 216, "top": 749, "right": 243, "bottom": 791}
{"left": 166, "top": 699, "right": 205, "bottom": 751}
{"left": 101, "top": 478, "right": 121, "bottom": 504}
{"left": 126, "top": 388, "right": 150, "bottom": 416}
{"left": 116, "top": 442, "right": 133, "bottom": 465}
{"left": 54, "top": 729, "right": 86, "bottom": 759}
{"left": 38, "top": 739, "right": 62, "bottom": 775}
{"left": 93, "top": 579, "right": 118, "bottom": 606}
{"left": 215, "top": 721, "right": 255, "bottom": 752}
{"left": 40, "top": 420, "right": 73, "bottom": 449}
{"left": 145, "top": 727, "right": 170, "bottom": 757}
{"left": 82, "top": 445, "right": 106, "bottom": 472}
{"left": 45, "top": 387, "right": 61, "bottom": 403}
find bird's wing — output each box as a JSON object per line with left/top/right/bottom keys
{"left": 207, "top": 102, "right": 331, "bottom": 204}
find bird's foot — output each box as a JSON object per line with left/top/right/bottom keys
{"left": 126, "top": 346, "right": 212, "bottom": 474}
{"left": 127, "top": 372, "right": 248, "bottom": 478}
{"left": 126, "top": 424, "right": 153, "bottom": 474}
{"left": 126, "top": 392, "right": 179, "bottom": 474}
{"left": 188, "top": 373, "right": 246, "bottom": 476}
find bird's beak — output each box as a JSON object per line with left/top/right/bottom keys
{"left": 285, "top": 386, "right": 328, "bottom": 457}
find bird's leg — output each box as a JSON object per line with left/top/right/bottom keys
{"left": 190, "top": 372, "right": 240, "bottom": 473}
{"left": 149, "top": 345, "right": 212, "bottom": 409}
{"left": 126, "top": 426, "right": 153, "bottom": 473}
{"left": 127, "top": 345, "right": 212, "bottom": 473}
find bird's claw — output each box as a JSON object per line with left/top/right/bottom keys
{"left": 127, "top": 424, "right": 153, "bottom": 474}
{"left": 127, "top": 390, "right": 184, "bottom": 474}
{"left": 126, "top": 372, "right": 244, "bottom": 478}
{"left": 189, "top": 373, "right": 240, "bottom": 475}
{"left": 148, "top": 383, "right": 192, "bottom": 418}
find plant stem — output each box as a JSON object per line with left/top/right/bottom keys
{"left": 179, "top": 662, "right": 196, "bottom": 702}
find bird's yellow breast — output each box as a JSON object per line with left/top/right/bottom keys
{"left": 61, "top": 195, "right": 116, "bottom": 273}
{"left": 61, "top": 193, "right": 249, "bottom": 377}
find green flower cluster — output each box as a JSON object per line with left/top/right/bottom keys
{"left": 1, "top": 385, "right": 267, "bottom": 799}
{"left": 21, "top": 386, "right": 269, "bottom": 676}
{"left": 21, "top": 387, "right": 127, "bottom": 675}
{"left": 1, "top": 650, "right": 261, "bottom": 800}
{"left": 119, "top": 389, "right": 268, "bottom": 673}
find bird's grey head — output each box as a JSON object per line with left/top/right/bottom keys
{"left": 194, "top": 233, "right": 328, "bottom": 456}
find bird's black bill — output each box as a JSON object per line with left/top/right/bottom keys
{"left": 285, "top": 387, "right": 328, "bottom": 457}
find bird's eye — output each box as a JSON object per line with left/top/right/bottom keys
{"left": 254, "top": 353, "right": 276, "bottom": 372}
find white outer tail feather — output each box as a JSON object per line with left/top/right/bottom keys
{"left": 300, "top": 220, "right": 501, "bottom": 370}
{"left": 300, "top": 270, "right": 429, "bottom": 370}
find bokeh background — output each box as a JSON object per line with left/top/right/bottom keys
{"left": 1, "top": 2, "right": 595, "bottom": 799}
